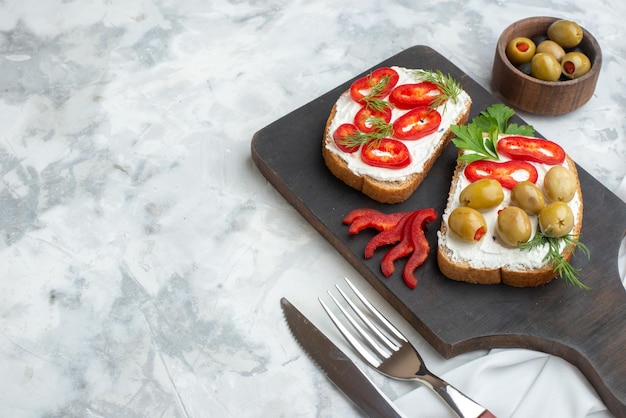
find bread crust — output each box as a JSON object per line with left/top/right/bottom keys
{"left": 437, "top": 153, "right": 583, "bottom": 287}
{"left": 322, "top": 93, "right": 472, "bottom": 204}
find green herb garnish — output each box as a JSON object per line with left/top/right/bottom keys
{"left": 361, "top": 96, "right": 389, "bottom": 112}
{"left": 472, "top": 104, "right": 535, "bottom": 136}
{"left": 450, "top": 103, "right": 535, "bottom": 162}
{"left": 520, "top": 231, "right": 591, "bottom": 290}
{"left": 412, "top": 69, "right": 463, "bottom": 110}
{"left": 338, "top": 117, "right": 394, "bottom": 149}
{"left": 450, "top": 124, "right": 500, "bottom": 162}
{"left": 361, "top": 75, "right": 392, "bottom": 112}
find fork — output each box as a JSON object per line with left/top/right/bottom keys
{"left": 319, "top": 278, "right": 496, "bottom": 418}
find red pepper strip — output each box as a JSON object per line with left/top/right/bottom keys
{"left": 402, "top": 208, "right": 437, "bottom": 288}
{"left": 343, "top": 208, "right": 383, "bottom": 225}
{"left": 380, "top": 211, "right": 418, "bottom": 277}
{"left": 348, "top": 211, "right": 411, "bottom": 234}
{"left": 364, "top": 212, "right": 413, "bottom": 258}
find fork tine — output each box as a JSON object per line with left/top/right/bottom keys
{"left": 335, "top": 285, "right": 399, "bottom": 352}
{"left": 326, "top": 292, "right": 392, "bottom": 359}
{"left": 318, "top": 298, "right": 382, "bottom": 367}
{"left": 344, "top": 278, "right": 408, "bottom": 343}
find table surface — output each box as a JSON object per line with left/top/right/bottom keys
{"left": 1, "top": 1, "right": 624, "bottom": 417}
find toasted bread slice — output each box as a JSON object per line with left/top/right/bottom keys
{"left": 322, "top": 67, "right": 472, "bottom": 204}
{"left": 437, "top": 149, "right": 583, "bottom": 287}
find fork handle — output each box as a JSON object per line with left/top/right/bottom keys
{"left": 435, "top": 383, "right": 496, "bottom": 418}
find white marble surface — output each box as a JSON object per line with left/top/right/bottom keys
{"left": 0, "top": 0, "right": 625, "bottom": 417}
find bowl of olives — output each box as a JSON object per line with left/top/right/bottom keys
{"left": 492, "top": 16, "right": 602, "bottom": 115}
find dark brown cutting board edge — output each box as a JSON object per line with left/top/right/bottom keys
{"left": 251, "top": 45, "right": 626, "bottom": 417}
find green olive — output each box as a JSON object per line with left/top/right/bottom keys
{"left": 544, "top": 166, "right": 577, "bottom": 202}
{"left": 459, "top": 179, "right": 504, "bottom": 211}
{"left": 536, "top": 40, "right": 566, "bottom": 62}
{"left": 448, "top": 207, "right": 487, "bottom": 242}
{"left": 506, "top": 37, "right": 536, "bottom": 65}
{"left": 561, "top": 51, "right": 591, "bottom": 79}
{"left": 539, "top": 202, "right": 574, "bottom": 237}
{"left": 511, "top": 181, "right": 545, "bottom": 215}
{"left": 547, "top": 19, "right": 583, "bottom": 49}
{"left": 530, "top": 53, "right": 561, "bottom": 81}
{"left": 496, "top": 207, "right": 532, "bottom": 247}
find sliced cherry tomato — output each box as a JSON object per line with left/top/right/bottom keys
{"left": 354, "top": 105, "right": 392, "bottom": 133}
{"left": 392, "top": 106, "right": 441, "bottom": 140}
{"left": 332, "top": 123, "right": 360, "bottom": 153}
{"left": 465, "top": 160, "right": 538, "bottom": 189}
{"left": 388, "top": 82, "right": 443, "bottom": 109}
{"left": 497, "top": 136, "right": 566, "bottom": 165}
{"left": 349, "top": 67, "right": 400, "bottom": 102}
{"left": 361, "top": 138, "right": 411, "bottom": 169}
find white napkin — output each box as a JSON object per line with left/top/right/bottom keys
{"left": 393, "top": 348, "right": 613, "bottom": 417}
{"left": 394, "top": 178, "right": 626, "bottom": 417}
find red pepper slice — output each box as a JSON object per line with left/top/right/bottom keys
{"left": 349, "top": 67, "right": 400, "bottom": 103}
{"left": 364, "top": 212, "right": 413, "bottom": 258}
{"left": 354, "top": 105, "right": 392, "bottom": 133}
{"left": 361, "top": 138, "right": 411, "bottom": 169}
{"left": 497, "top": 136, "right": 566, "bottom": 165}
{"left": 380, "top": 212, "right": 416, "bottom": 278}
{"left": 392, "top": 106, "right": 441, "bottom": 140}
{"left": 343, "top": 208, "right": 384, "bottom": 225}
{"left": 345, "top": 207, "right": 438, "bottom": 288}
{"left": 348, "top": 211, "right": 411, "bottom": 234}
{"left": 465, "top": 160, "right": 538, "bottom": 189}
{"left": 332, "top": 123, "right": 360, "bottom": 153}
{"left": 402, "top": 208, "right": 437, "bottom": 288}
{"left": 388, "top": 82, "right": 443, "bottom": 109}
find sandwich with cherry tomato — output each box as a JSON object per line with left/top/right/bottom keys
{"left": 437, "top": 104, "right": 589, "bottom": 288}
{"left": 323, "top": 66, "right": 472, "bottom": 203}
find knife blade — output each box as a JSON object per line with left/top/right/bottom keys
{"left": 281, "top": 297, "right": 404, "bottom": 418}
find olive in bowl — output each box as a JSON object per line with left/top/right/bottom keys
{"left": 547, "top": 19, "right": 583, "bottom": 49}
{"left": 530, "top": 52, "right": 562, "bottom": 81}
{"left": 536, "top": 40, "right": 565, "bottom": 62}
{"left": 492, "top": 16, "right": 602, "bottom": 115}
{"left": 561, "top": 51, "right": 591, "bottom": 79}
{"left": 506, "top": 37, "right": 536, "bottom": 65}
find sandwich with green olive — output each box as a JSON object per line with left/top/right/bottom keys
{"left": 437, "top": 104, "right": 589, "bottom": 288}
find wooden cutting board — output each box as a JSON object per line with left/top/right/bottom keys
{"left": 251, "top": 45, "right": 626, "bottom": 417}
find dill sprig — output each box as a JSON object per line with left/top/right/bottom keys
{"left": 412, "top": 69, "right": 463, "bottom": 110}
{"left": 360, "top": 75, "right": 392, "bottom": 112}
{"left": 520, "top": 231, "right": 591, "bottom": 290}
{"left": 361, "top": 96, "right": 390, "bottom": 112}
{"left": 368, "top": 74, "right": 391, "bottom": 96}
{"left": 338, "top": 117, "right": 394, "bottom": 148}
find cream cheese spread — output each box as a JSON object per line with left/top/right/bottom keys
{"left": 325, "top": 66, "right": 472, "bottom": 182}
{"left": 438, "top": 140, "right": 582, "bottom": 271}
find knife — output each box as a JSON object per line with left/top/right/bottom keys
{"left": 281, "top": 297, "right": 404, "bottom": 418}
